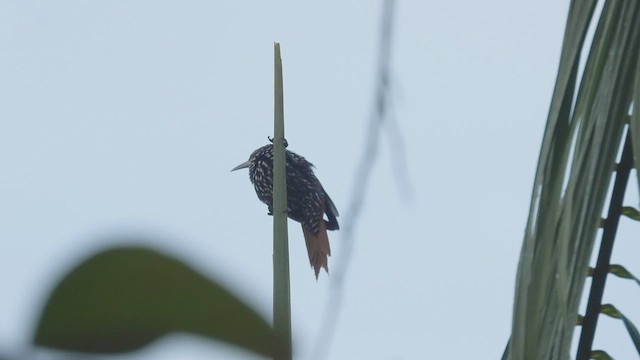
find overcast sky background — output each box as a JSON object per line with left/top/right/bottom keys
{"left": 2, "top": 1, "right": 640, "bottom": 359}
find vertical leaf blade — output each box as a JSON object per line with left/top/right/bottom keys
{"left": 272, "top": 42, "right": 292, "bottom": 360}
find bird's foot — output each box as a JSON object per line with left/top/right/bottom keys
{"left": 268, "top": 136, "right": 288, "bottom": 148}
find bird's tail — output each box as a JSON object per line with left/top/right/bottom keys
{"left": 302, "top": 221, "right": 331, "bottom": 279}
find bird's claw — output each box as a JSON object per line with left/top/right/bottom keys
{"left": 267, "top": 206, "right": 291, "bottom": 217}
{"left": 268, "top": 136, "right": 288, "bottom": 148}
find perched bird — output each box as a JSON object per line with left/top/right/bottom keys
{"left": 231, "top": 143, "right": 339, "bottom": 278}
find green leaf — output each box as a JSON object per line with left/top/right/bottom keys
{"left": 600, "top": 304, "right": 640, "bottom": 355}
{"left": 609, "top": 264, "right": 634, "bottom": 279}
{"left": 621, "top": 206, "right": 640, "bottom": 221}
{"left": 620, "top": 310, "right": 640, "bottom": 355}
{"left": 508, "top": 3, "right": 599, "bottom": 355}
{"left": 507, "top": 1, "right": 640, "bottom": 359}
{"left": 600, "top": 304, "right": 622, "bottom": 319}
{"left": 609, "top": 264, "right": 640, "bottom": 286}
{"left": 33, "top": 246, "right": 283, "bottom": 357}
{"left": 590, "top": 349, "right": 614, "bottom": 360}
{"left": 628, "top": 20, "right": 640, "bottom": 197}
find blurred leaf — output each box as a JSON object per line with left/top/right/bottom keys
{"left": 621, "top": 206, "right": 640, "bottom": 221}
{"left": 590, "top": 350, "right": 614, "bottom": 360}
{"left": 33, "top": 246, "right": 282, "bottom": 357}
{"left": 609, "top": 264, "right": 640, "bottom": 286}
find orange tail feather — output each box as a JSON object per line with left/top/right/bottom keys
{"left": 302, "top": 221, "right": 331, "bottom": 279}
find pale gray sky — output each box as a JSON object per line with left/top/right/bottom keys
{"left": 2, "top": 1, "right": 639, "bottom": 359}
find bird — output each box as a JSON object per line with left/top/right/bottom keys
{"left": 231, "top": 141, "right": 339, "bottom": 278}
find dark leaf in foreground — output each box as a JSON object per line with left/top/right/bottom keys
{"left": 33, "top": 246, "right": 282, "bottom": 357}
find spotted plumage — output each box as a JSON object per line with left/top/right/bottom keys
{"left": 232, "top": 144, "right": 339, "bottom": 278}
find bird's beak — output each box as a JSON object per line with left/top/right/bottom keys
{"left": 231, "top": 160, "right": 251, "bottom": 172}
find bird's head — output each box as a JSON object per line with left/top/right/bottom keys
{"left": 230, "top": 145, "right": 273, "bottom": 172}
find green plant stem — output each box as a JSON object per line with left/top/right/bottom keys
{"left": 272, "top": 42, "right": 292, "bottom": 360}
